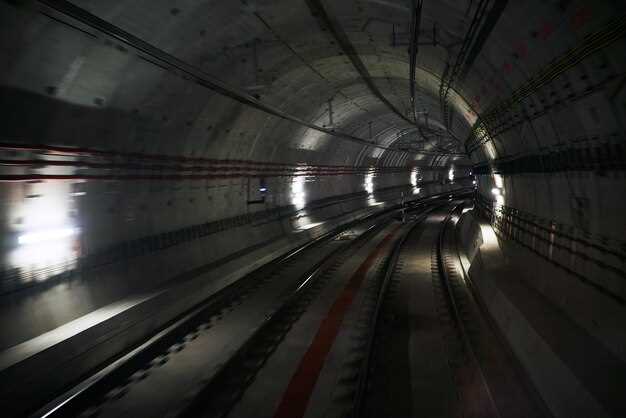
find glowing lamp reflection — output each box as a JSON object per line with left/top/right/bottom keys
{"left": 410, "top": 168, "right": 420, "bottom": 195}
{"left": 494, "top": 174, "right": 504, "bottom": 188}
{"left": 480, "top": 224, "right": 499, "bottom": 247}
{"left": 410, "top": 169, "right": 418, "bottom": 187}
{"left": 364, "top": 172, "right": 374, "bottom": 195}
{"left": 491, "top": 174, "right": 505, "bottom": 208}
{"left": 9, "top": 179, "right": 81, "bottom": 281}
{"left": 291, "top": 176, "right": 306, "bottom": 210}
{"left": 297, "top": 221, "right": 323, "bottom": 231}
{"left": 18, "top": 227, "right": 79, "bottom": 245}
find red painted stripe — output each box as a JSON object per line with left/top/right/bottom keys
{"left": 273, "top": 225, "right": 402, "bottom": 418}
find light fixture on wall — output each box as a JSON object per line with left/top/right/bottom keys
{"left": 247, "top": 177, "right": 267, "bottom": 204}
{"left": 410, "top": 167, "right": 421, "bottom": 195}
{"left": 18, "top": 226, "right": 79, "bottom": 245}
{"left": 364, "top": 170, "right": 374, "bottom": 195}
{"left": 291, "top": 176, "right": 306, "bottom": 210}
{"left": 10, "top": 180, "right": 81, "bottom": 282}
{"left": 491, "top": 173, "right": 505, "bottom": 207}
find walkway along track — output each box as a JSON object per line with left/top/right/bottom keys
{"left": 352, "top": 204, "right": 549, "bottom": 417}
{"left": 433, "top": 205, "right": 501, "bottom": 418}
{"left": 431, "top": 206, "right": 547, "bottom": 418}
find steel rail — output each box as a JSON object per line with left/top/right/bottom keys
{"left": 350, "top": 203, "right": 437, "bottom": 418}
{"left": 178, "top": 219, "right": 395, "bottom": 418}
{"left": 31, "top": 197, "right": 420, "bottom": 418}
{"left": 181, "top": 194, "right": 470, "bottom": 418}
{"left": 436, "top": 204, "right": 501, "bottom": 418}
{"left": 35, "top": 193, "right": 468, "bottom": 417}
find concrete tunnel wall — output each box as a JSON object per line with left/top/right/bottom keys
{"left": 0, "top": 1, "right": 475, "bottom": 302}
{"left": 457, "top": 210, "right": 626, "bottom": 418}
{"left": 0, "top": 0, "right": 625, "bottom": 414}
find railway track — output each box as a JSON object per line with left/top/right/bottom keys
{"left": 434, "top": 206, "right": 550, "bottom": 418}
{"left": 433, "top": 205, "right": 501, "bottom": 418}
{"left": 351, "top": 203, "right": 465, "bottom": 417}
{"left": 352, "top": 203, "right": 548, "bottom": 418}
{"left": 178, "top": 217, "right": 391, "bottom": 418}
{"left": 30, "top": 192, "right": 468, "bottom": 418}
{"left": 346, "top": 209, "right": 430, "bottom": 418}
{"left": 35, "top": 219, "right": 388, "bottom": 418}
{"left": 28, "top": 193, "right": 547, "bottom": 418}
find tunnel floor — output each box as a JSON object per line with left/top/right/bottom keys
{"left": 1, "top": 195, "right": 557, "bottom": 418}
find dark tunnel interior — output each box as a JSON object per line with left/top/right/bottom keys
{"left": 0, "top": 0, "right": 625, "bottom": 417}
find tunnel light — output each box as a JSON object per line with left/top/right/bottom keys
{"left": 410, "top": 168, "right": 418, "bottom": 187}
{"left": 18, "top": 226, "right": 79, "bottom": 245}
{"left": 12, "top": 224, "right": 79, "bottom": 280}
{"left": 297, "top": 221, "right": 324, "bottom": 231}
{"left": 259, "top": 187, "right": 268, "bottom": 193}
{"left": 448, "top": 166, "right": 455, "bottom": 181}
{"left": 472, "top": 180, "right": 477, "bottom": 185}
{"left": 491, "top": 174, "right": 505, "bottom": 207}
{"left": 410, "top": 168, "right": 421, "bottom": 195}
{"left": 493, "top": 173, "right": 504, "bottom": 188}
{"left": 484, "top": 141, "right": 497, "bottom": 160}
{"left": 364, "top": 172, "right": 374, "bottom": 195}
{"left": 291, "top": 176, "right": 306, "bottom": 210}
{"left": 479, "top": 223, "right": 500, "bottom": 249}
{"left": 8, "top": 168, "right": 81, "bottom": 281}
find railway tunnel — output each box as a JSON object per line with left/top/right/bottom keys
{"left": 1, "top": 0, "right": 625, "bottom": 417}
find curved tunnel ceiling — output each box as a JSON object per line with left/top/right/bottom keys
{"left": 0, "top": 0, "right": 624, "bottom": 239}
{"left": 3, "top": 0, "right": 623, "bottom": 173}
{"left": 1, "top": 0, "right": 498, "bottom": 170}
{"left": 1, "top": 2, "right": 626, "bottom": 414}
